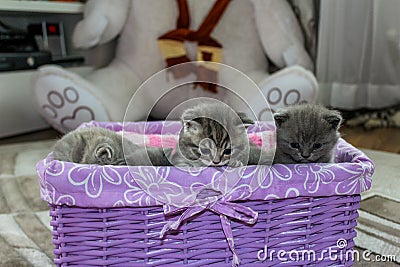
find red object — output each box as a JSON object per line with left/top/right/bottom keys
{"left": 48, "top": 25, "right": 57, "bottom": 34}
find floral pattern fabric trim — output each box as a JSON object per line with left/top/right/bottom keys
{"left": 37, "top": 121, "right": 374, "bottom": 208}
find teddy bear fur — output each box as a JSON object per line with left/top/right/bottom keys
{"left": 33, "top": 0, "right": 318, "bottom": 132}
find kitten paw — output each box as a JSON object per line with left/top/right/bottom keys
{"left": 229, "top": 161, "right": 244, "bottom": 168}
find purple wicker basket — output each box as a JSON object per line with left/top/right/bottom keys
{"left": 36, "top": 121, "right": 374, "bottom": 267}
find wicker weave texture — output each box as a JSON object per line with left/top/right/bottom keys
{"left": 50, "top": 195, "right": 360, "bottom": 266}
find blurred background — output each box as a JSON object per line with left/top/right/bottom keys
{"left": 0, "top": 1, "right": 399, "bottom": 266}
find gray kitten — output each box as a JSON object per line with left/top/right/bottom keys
{"left": 126, "top": 146, "right": 172, "bottom": 166}
{"left": 172, "top": 103, "right": 264, "bottom": 167}
{"left": 53, "top": 127, "right": 171, "bottom": 166}
{"left": 273, "top": 104, "right": 342, "bottom": 164}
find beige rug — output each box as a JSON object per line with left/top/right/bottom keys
{"left": 0, "top": 140, "right": 56, "bottom": 267}
{"left": 354, "top": 149, "right": 400, "bottom": 266}
{"left": 0, "top": 140, "right": 398, "bottom": 266}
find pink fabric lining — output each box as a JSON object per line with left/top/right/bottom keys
{"left": 120, "top": 131, "right": 275, "bottom": 151}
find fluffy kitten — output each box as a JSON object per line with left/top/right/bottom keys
{"left": 125, "top": 146, "right": 172, "bottom": 166}
{"left": 53, "top": 127, "right": 171, "bottom": 166}
{"left": 53, "top": 127, "right": 127, "bottom": 165}
{"left": 273, "top": 104, "right": 342, "bottom": 164}
{"left": 171, "top": 103, "right": 262, "bottom": 167}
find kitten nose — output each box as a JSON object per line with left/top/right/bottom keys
{"left": 213, "top": 154, "right": 221, "bottom": 164}
{"left": 301, "top": 153, "right": 311, "bottom": 158}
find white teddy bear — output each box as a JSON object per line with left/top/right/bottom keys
{"left": 33, "top": 0, "right": 318, "bottom": 133}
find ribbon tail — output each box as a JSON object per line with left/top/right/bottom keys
{"left": 220, "top": 215, "right": 240, "bottom": 267}
{"left": 160, "top": 200, "right": 258, "bottom": 266}
{"left": 160, "top": 220, "right": 178, "bottom": 238}
{"left": 160, "top": 206, "right": 205, "bottom": 238}
{"left": 232, "top": 254, "right": 240, "bottom": 267}
{"left": 213, "top": 201, "right": 259, "bottom": 225}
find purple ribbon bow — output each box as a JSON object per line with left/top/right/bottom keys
{"left": 160, "top": 200, "right": 258, "bottom": 267}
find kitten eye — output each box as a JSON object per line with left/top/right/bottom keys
{"left": 290, "top": 142, "right": 300, "bottom": 149}
{"left": 313, "top": 143, "right": 322, "bottom": 150}
{"left": 223, "top": 148, "right": 232, "bottom": 155}
{"left": 200, "top": 147, "right": 211, "bottom": 155}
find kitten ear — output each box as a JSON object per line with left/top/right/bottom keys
{"left": 236, "top": 112, "right": 254, "bottom": 128}
{"left": 95, "top": 143, "right": 114, "bottom": 162}
{"left": 324, "top": 111, "right": 342, "bottom": 130}
{"left": 181, "top": 108, "right": 196, "bottom": 121}
{"left": 181, "top": 108, "right": 201, "bottom": 133}
{"left": 273, "top": 111, "right": 289, "bottom": 127}
{"left": 183, "top": 120, "right": 202, "bottom": 133}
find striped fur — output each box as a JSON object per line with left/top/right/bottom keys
{"left": 345, "top": 104, "right": 400, "bottom": 130}
{"left": 172, "top": 103, "right": 256, "bottom": 167}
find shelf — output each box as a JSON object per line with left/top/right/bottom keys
{"left": 0, "top": 65, "right": 93, "bottom": 75}
{"left": 0, "top": 0, "right": 84, "bottom": 14}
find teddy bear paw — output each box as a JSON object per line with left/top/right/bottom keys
{"left": 257, "top": 66, "right": 318, "bottom": 120}
{"left": 32, "top": 65, "right": 110, "bottom": 133}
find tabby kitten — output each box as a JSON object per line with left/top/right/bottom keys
{"left": 53, "top": 127, "right": 171, "bottom": 166}
{"left": 344, "top": 104, "right": 400, "bottom": 129}
{"left": 273, "top": 104, "right": 342, "bottom": 164}
{"left": 172, "top": 103, "right": 262, "bottom": 167}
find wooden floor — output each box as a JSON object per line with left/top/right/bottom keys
{"left": 341, "top": 126, "right": 400, "bottom": 154}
